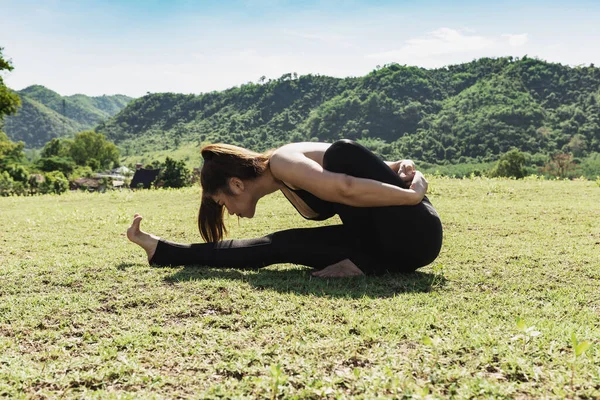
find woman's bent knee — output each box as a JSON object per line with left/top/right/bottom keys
{"left": 323, "top": 139, "right": 369, "bottom": 172}
{"left": 325, "top": 139, "right": 361, "bottom": 159}
{"left": 323, "top": 138, "right": 404, "bottom": 187}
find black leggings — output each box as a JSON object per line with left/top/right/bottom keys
{"left": 150, "top": 140, "right": 443, "bottom": 275}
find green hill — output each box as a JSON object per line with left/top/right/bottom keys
{"left": 98, "top": 57, "right": 600, "bottom": 165}
{"left": 4, "top": 85, "right": 133, "bottom": 147}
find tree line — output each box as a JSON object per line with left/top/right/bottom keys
{"left": 0, "top": 47, "right": 192, "bottom": 196}
{"left": 3, "top": 46, "right": 600, "bottom": 196}
{"left": 0, "top": 129, "right": 120, "bottom": 195}
{"left": 1, "top": 127, "right": 193, "bottom": 196}
{"left": 0, "top": 46, "right": 123, "bottom": 195}
{"left": 96, "top": 56, "right": 600, "bottom": 179}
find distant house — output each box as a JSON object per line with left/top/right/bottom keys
{"left": 130, "top": 168, "right": 160, "bottom": 189}
{"left": 70, "top": 177, "right": 101, "bottom": 191}
{"left": 111, "top": 166, "right": 132, "bottom": 176}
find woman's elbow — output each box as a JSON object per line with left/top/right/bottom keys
{"left": 406, "top": 191, "right": 424, "bottom": 205}
{"left": 335, "top": 174, "right": 357, "bottom": 204}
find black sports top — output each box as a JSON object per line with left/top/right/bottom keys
{"left": 280, "top": 183, "right": 335, "bottom": 221}
{"left": 280, "top": 182, "right": 437, "bottom": 222}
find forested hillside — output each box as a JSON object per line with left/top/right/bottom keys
{"left": 98, "top": 57, "right": 600, "bottom": 165}
{"left": 4, "top": 85, "right": 133, "bottom": 147}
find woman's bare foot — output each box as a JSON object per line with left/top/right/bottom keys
{"left": 126, "top": 214, "right": 160, "bottom": 263}
{"left": 312, "top": 259, "right": 365, "bottom": 278}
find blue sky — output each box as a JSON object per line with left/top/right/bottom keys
{"left": 1, "top": 0, "right": 599, "bottom": 97}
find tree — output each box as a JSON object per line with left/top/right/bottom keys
{"left": 0, "top": 131, "right": 24, "bottom": 168}
{"left": 36, "top": 156, "right": 76, "bottom": 176}
{"left": 41, "top": 138, "right": 69, "bottom": 158}
{"left": 69, "top": 130, "right": 120, "bottom": 170}
{"left": 0, "top": 47, "right": 21, "bottom": 122}
{"left": 0, "top": 48, "right": 23, "bottom": 171}
{"left": 489, "top": 149, "right": 527, "bottom": 178}
{"left": 154, "top": 157, "right": 190, "bottom": 188}
{"left": 566, "top": 134, "right": 588, "bottom": 157}
{"left": 541, "top": 153, "right": 577, "bottom": 178}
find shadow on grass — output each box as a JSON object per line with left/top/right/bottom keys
{"left": 154, "top": 265, "right": 447, "bottom": 299}
{"left": 116, "top": 263, "right": 140, "bottom": 270}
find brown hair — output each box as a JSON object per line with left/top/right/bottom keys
{"left": 198, "top": 143, "right": 272, "bottom": 242}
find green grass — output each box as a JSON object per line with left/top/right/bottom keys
{"left": 1, "top": 177, "right": 599, "bottom": 399}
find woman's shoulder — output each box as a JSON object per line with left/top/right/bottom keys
{"left": 272, "top": 142, "right": 332, "bottom": 157}
{"left": 270, "top": 142, "right": 332, "bottom": 171}
{"left": 269, "top": 142, "right": 333, "bottom": 189}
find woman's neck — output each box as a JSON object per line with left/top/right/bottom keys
{"left": 252, "top": 168, "right": 285, "bottom": 199}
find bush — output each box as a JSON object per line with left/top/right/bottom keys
{"left": 5, "top": 164, "right": 30, "bottom": 183}
{"left": 40, "top": 171, "right": 69, "bottom": 195}
{"left": 0, "top": 170, "right": 30, "bottom": 196}
{"left": 489, "top": 149, "right": 526, "bottom": 179}
{"left": 421, "top": 161, "right": 494, "bottom": 178}
{"left": 154, "top": 157, "right": 191, "bottom": 188}
{"left": 11, "top": 180, "right": 27, "bottom": 196}
{"left": 71, "top": 165, "right": 94, "bottom": 179}
{"left": 579, "top": 152, "right": 600, "bottom": 180}
{"left": 0, "top": 171, "right": 15, "bottom": 196}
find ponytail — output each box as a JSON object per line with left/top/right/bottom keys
{"left": 198, "top": 143, "right": 272, "bottom": 242}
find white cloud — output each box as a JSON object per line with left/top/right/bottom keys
{"left": 502, "top": 33, "right": 528, "bottom": 47}
{"left": 367, "top": 28, "right": 495, "bottom": 60}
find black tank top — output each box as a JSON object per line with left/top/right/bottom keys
{"left": 281, "top": 183, "right": 336, "bottom": 221}
{"left": 281, "top": 183, "right": 437, "bottom": 221}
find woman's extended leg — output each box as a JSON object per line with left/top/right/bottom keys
{"left": 127, "top": 214, "right": 160, "bottom": 260}
{"left": 128, "top": 214, "right": 372, "bottom": 273}
{"left": 322, "top": 139, "right": 443, "bottom": 274}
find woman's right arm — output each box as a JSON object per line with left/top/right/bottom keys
{"left": 270, "top": 152, "right": 427, "bottom": 207}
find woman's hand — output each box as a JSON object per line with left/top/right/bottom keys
{"left": 409, "top": 171, "right": 428, "bottom": 196}
{"left": 397, "top": 159, "right": 416, "bottom": 183}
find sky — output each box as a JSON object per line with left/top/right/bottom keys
{"left": 1, "top": 0, "right": 599, "bottom": 98}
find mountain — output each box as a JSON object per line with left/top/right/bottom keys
{"left": 97, "top": 57, "right": 600, "bottom": 164}
{"left": 4, "top": 85, "right": 133, "bottom": 147}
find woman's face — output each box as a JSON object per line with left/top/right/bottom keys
{"left": 212, "top": 179, "right": 257, "bottom": 218}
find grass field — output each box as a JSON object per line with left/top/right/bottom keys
{"left": 1, "top": 177, "right": 599, "bottom": 399}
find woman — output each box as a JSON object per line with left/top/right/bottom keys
{"left": 127, "top": 139, "right": 442, "bottom": 277}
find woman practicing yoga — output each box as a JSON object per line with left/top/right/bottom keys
{"left": 127, "top": 139, "right": 443, "bottom": 277}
